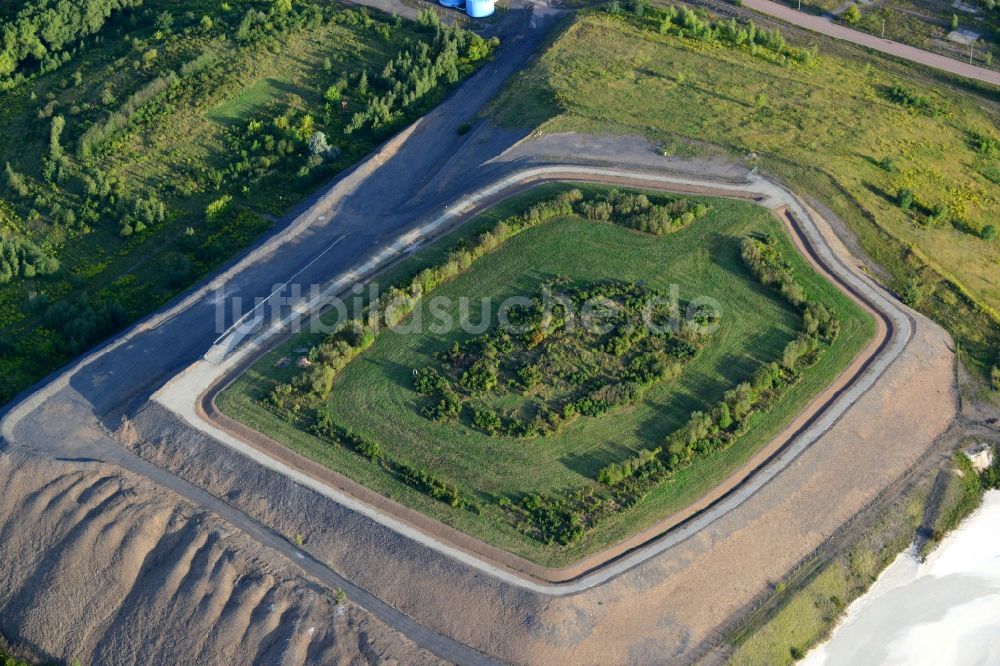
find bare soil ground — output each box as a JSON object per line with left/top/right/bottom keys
{"left": 0, "top": 450, "right": 442, "bottom": 666}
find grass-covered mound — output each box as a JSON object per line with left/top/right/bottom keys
{"left": 219, "top": 184, "right": 875, "bottom": 565}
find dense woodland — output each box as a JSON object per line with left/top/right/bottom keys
{"left": 0, "top": 0, "right": 495, "bottom": 404}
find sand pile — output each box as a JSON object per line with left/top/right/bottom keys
{"left": 0, "top": 451, "right": 442, "bottom": 666}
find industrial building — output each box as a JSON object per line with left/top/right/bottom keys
{"left": 439, "top": 0, "right": 495, "bottom": 18}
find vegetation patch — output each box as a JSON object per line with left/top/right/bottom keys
{"left": 220, "top": 184, "right": 874, "bottom": 565}
{"left": 0, "top": 1, "right": 495, "bottom": 405}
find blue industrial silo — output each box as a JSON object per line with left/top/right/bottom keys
{"left": 466, "top": 0, "right": 494, "bottom": 17}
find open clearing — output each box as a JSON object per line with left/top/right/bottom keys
{"left": 219, "top": 183, "right": 875, "bottom": 566}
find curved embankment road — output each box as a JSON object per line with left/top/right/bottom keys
{"left": 157, "top": 164, "right": 913, "bottom": 595}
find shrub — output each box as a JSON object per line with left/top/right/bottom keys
{"left": 901, "top": 279, "right": 922, "bottom": 306}
{"left": 843, "top": 4, "right": 861, "bottom": 24}
{"left": 397, "top": 463, "right": 464, "bottom": 507}
{"left": 896, "top": 188, "right": 914, "bottom": 211}
{"left": 205, "top": 194, "right": 233, "bottom": 221}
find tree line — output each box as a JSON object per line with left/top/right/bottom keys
{"left": 611, "top": 2, "right": 818, "bottom": 67}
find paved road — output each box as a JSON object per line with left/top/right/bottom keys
{"left": 742, "top": 0, "right": 1000, "bottom": 86}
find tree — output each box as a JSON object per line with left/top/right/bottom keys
{"left": 843, "top": 4, "right": 861, "bottom": 24}
{"left": 716, "top": 403, "right": 733, "bottom": 430}
{"left": 4, "top": 163, "right": 29, "bottom": 197}
{"left": 100, "top": 84, "right": 115, "bottom": 106}
{"left": 323, "top": 84, "right": 342, "bottom": 103}
{"left": 951, "top": 13, "right": 959, "bottom": 30}
{"left": 50, "top": 115, "right": 65, "bottom": 162}
{"left": 308, "top": 131, "right": 335, "bottom": 158}
{"left": 274, "top": 0, "right": 293, "bottom": 13}
{"left": 155, "top": 11, "right": 174, "bottom": 33}
{"left": 982, "top": 224, "right": 997, "bottom": 241}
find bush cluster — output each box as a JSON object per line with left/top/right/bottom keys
{"left": 397, "top": 463, "right": 465, "bottom": 507}
{"left": 576, "top": 189, "right": 710, "bottom": 235}
{"left": 884, "top": 84, "right": 938, "bottom": 116}
{"left": 0, "top": 232, "right": 59, "bottom": 283}
{"left": 503, "top": 489, "right": 619, "bottom": 546}
{"left": 415, "top": 279, "right": 707, "bottom": 438}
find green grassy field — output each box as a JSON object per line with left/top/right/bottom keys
{"left": 219, "top": 184, "right": 875, "bottom": 566}
{"left": 205, "top": 77, "right": 296, "bottom": 125}
{"left": 0, "top": 0, "right": 489, "bottom": 404}
{"left": 490, "top": 9, "right": 1000, "bottom": 384}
